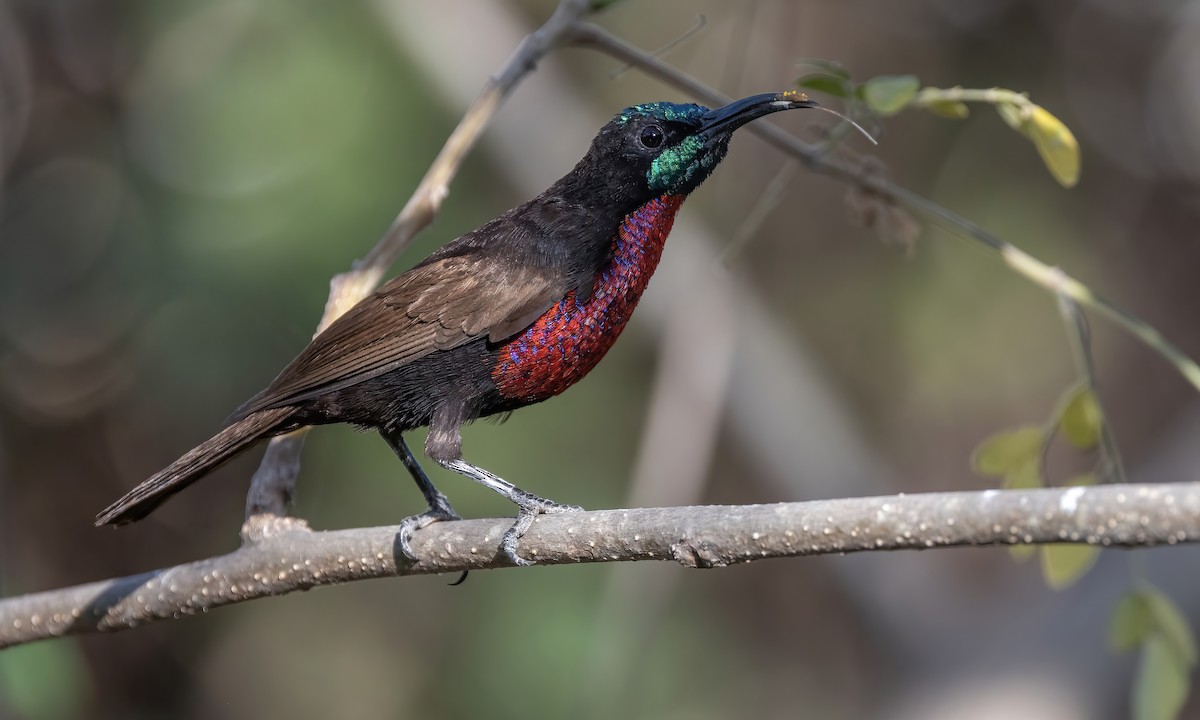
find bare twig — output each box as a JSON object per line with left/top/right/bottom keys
{"left": 6, "top": 482, "right": 1200, "bottom": 649}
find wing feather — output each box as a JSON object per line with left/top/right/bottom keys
{"left": 231, "top": 252, "right": 567, "bottom": 419}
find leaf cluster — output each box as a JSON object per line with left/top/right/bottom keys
{"left": 1111, "top": 587, "right": 1198, "bottom": 720}
{"left": 795, "top": 62, "right": 1080, "bottom": 187}
{"left": 971, "top": 386, "right": 1104, "bottom": 588}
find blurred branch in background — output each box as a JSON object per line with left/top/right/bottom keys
{"left": 3, "top": 481, "right": 1199, "bottom": 649}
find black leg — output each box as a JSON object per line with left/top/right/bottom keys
{"left": 381, "top": 427, "right": 461, "bottom": 560}
{"left": 436, "top": 458, "right": 583, "bottom": 566}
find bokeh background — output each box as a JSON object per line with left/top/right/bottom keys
{"left": 2, "top": 1, "right": 1200, "bottom": 718}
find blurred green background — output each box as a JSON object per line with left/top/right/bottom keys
{"left": 2, "top": 1, "right": 1200, "bottom": 718}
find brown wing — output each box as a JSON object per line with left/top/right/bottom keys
{"left": 231, "top": 254, "right": 567, "bottom": 420}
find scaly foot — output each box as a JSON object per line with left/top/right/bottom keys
{"left": 397, "top": 492, "right": 461, "bottom": 561}
{"left": 501, "top": 494, "right": 584, "bottom": 566}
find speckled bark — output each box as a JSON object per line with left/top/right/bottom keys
{"left": 4, "top": 482, "right": 1199, "bottom": 649}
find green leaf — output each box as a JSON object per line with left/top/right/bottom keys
{"left": 1040, "top": 544, "right": 1099, "bottom": 590}
{"left": 861, "top": 75, "right": 920, "bottom": 116}
{"left": 925, "top": 99, "right": 970, "bottom": 119}
{"left": 971, "top": 426, "right": 1044, "bottom": 477}
{"left": 1146, "top": 590, "right": 1198, "bottom": 666}
{"left": 795, "top": 73, "right": 850, "bottom": 99}
{"left": 1134, "top": 634, "right": 1191, "bottom": 720}
{"left": 1111, "top": 593, "right": 1154, "bottom": 653}
{"left": 794, "top": 58, "right": 851, "bottom": 80}
{"left": 1057, "top": 386, "right": 1102, "bottom": 449}
{"left": 1027, "top": 104, "right": 1081, "bottom": 188}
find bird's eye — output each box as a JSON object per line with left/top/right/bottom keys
{"left": 639, "top": 124, "right": 664, "bottom": 149}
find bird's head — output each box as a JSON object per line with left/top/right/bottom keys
{"left": 574, "top": 92, "right": 820, "bottom": 203}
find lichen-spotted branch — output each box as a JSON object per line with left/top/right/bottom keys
{"left": 3, "top": 482, "right": 1198, "bottom": 649}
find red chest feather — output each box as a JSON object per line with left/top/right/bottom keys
{"left": 492, "top": 194, "right": 684, "bottom": 401}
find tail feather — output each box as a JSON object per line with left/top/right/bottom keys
{"left": 95, "top": 407, "right": 297, "bottom": 526}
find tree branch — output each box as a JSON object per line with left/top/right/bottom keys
{"left": 4, "top": 482, "right": 1198, "bottom": 649}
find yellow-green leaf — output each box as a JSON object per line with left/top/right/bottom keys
{"left": 1002, "top": 459, "right": 1043, "bottom": 490}
{"left": 1111, "top": 593, "right": 1154, "bottom": 653}
{"left": 925, "top": 99, "right": 970, "bottom": 119}
{"left": 1027, "top": 104, "right": 1081, "bottom": 188}
{"left": 1040, "top": 544, "right": 1099, "bottom": 590}
{"left": 1134, "top": 634, "right": 1191, "bottom": 720}
{"left": 795, "top": 73, "right": 850, "bottom": 99}
{"left": 1146, "top": 590, "right": 1198, "bottom": 666}
{"left": 996, "top": 100, "right": 1027, "bottom": 133}
{"left": 1058, "top": 387, "right": 1102, "bottom": 449}
{"left": 971, "top": 426, "right": 1044, "bottom": 477}
{"left": 862, "top": 74, "right": 920, "bottom": 116}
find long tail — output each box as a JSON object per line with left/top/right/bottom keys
{"left": 95, "top": 406, "right": 297, "bottom": 526}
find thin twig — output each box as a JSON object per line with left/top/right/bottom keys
{"left": 6, "top": 482, "right": 1199, "bottom": 649}
{"left": 568, "top": 22, "right": 1200, "bottom": 395}
{"left": 608, "top": 14, "right": 706, "bottom": 80}
{"left": 719, "top": 159, "right": 799, "bottom": 264}
{"left": 1057, "top": 293, "right": 1128, "bottom": 483}
{"left": 913, "top": 86, "right": 1033, "bottom": 112}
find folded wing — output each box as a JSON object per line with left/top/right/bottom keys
{"left": 230, "top": 252, "right": 567, "bottom": 420}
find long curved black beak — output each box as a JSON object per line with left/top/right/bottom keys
{"left": 698, "top": 92, "right": 819, "bottom": 137}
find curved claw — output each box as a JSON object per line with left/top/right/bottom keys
{"left": 397, "top": 493, "right": 461, "bottom": 561}
{"left": 500, "top": 497, "right": 584, "bottom": 566}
